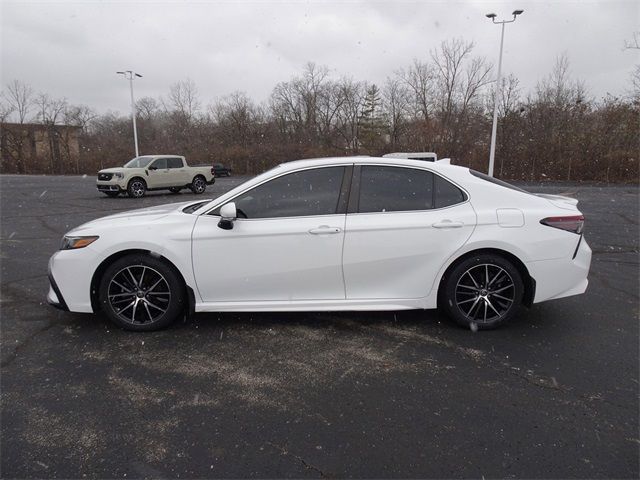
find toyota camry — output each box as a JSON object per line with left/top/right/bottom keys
{"left": 47, "top": 156, "right": 591, "bottom": 331}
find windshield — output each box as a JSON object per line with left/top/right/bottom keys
{"left": 124, "top": 156, "right": 155, "bottom": 168}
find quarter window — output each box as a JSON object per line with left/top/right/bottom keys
{"left": 358, "top": 166, "right": 434, "bottom": 213}
{"left": 229, "top": 167, "right": 345, "bottom": 219}
{"left": 434, "top": 175, "right": 466, "bottom": 208}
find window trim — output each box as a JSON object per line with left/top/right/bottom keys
{"left": 348, "top": 163, "right": 469, "bottom": 215}
{"left": 204, "top": 164, "right": 354, "bottom": 220}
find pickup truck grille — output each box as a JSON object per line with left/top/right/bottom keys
{"left": 98, "top": 173, "right": 113, "bottom": 181}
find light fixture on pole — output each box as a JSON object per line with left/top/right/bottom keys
{"left": 486, "top": 9, "right": 523, "bottom": 177}
{"left": 116, "top": 70, "right": 143, "bottom": 157}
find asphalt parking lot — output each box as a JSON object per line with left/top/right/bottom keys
{"left": 1, "top": 174, "right": 638, "bottom": 478}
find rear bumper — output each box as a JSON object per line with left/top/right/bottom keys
{"left": 528, "top": 236, "right": 592, "bottom": 303}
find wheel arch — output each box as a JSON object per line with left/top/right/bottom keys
{"left": 90, "top": 248, "right": 195, "bottom": 317}
{"left": 437, "top": 247, "right": 536, "bottom": 308}
{"left": 128, "top": 176, "right": 147, "bottom": 187}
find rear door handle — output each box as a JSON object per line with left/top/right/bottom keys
{"left": 308, "top": 226, "right": 342, "bottom": 235}
{"left": 432, "top": 220, "right": 464, "bottom": 229}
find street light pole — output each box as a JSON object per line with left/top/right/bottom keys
{"left": 117, "top": 70, "right": 143, "bottom": 157}
{"left": 486, "top": 10, "right": 523, "bottom": 177}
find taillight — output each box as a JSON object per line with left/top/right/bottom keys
{"left": 540, "top": 215, "right": 584, "bottom": 234}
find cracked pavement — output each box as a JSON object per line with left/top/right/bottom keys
{"left": 1, "top": 174, "right": 638, "bottom": 478}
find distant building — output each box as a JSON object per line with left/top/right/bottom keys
{"left": 0, "top": 122, "right": 82, "bottom": 174}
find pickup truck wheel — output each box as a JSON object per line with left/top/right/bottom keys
{"left": 169, "top": 187, "right": 182, "bottom": 194}
{"left": 127, "top": 178, "right": 147, "bottom": 198}
{"left": 103, "top": 192, "right": 119, "bottom": 198}
{"left": 190, "top": 176, "right": 206, "bottom": 194}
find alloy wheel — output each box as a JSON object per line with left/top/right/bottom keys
{"left": 130, "top": 181, "right": 145, "bottom": 197}
{"left": 193, "top": 178, "right": 205, "bottom": 193}
{"left": 455, "top": 263, "right": 515, "bottom": 324}
{"left": 107, "top": 265, "right": 171, "bottom": 325}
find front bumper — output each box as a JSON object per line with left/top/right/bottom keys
{"left": 96, "top": 178, "right": 127, "bottom": 193}
{"left": 97, "top": 184, "right": 123, "bottom": 192}
{"left": 47, "top": 267, "right": 69, "bottom": 311}
{"left": 47, "top": 250, "right": 96, "bottom": 313}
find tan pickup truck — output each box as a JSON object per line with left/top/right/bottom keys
{"left": 96, "top": 155, "right": 215, "bottom": 198}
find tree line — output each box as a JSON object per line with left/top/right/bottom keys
{"left": 1, "top": 38, "right": 638, "bottom": 182}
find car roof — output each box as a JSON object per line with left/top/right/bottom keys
{"left": 277, "top": 156, "right": 462, "bottom": 173}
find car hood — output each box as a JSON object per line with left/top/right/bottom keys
{"left": 68, "top": 200, "right": 211, "bottom": 234}
{"left": 98, "top": 167, "right": 127, "bottom": 174}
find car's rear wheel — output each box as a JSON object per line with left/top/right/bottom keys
{"left": 103, "top": 192, "right": 119, "bottom": 197}
{"left": 190, "top": 176, "right": 206, "bottom": 194}
{"left": 440, "top": 253, "right": 524, "bottom": 330}
{"left": 127, "top": 178, "right": 147, "bottom": 198}
{"left": 169, "top": 187, "right": 182, "bottom": 194}
{"left": 98, "top": 253, "right": 186, "bottom": 331}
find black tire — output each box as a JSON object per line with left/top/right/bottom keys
{"left": 440, "top": 253, "right": 524, "bottom": 330}
{"left": 127, "top": 178, "right": 147, "bottom": 198}
{"left": 103, "top": 192, "right": 119, "bottom": 198}
{"left": 98, "top": 253, "right": 186, "bottom": 331}
{"left": 190, "top": 175, "right": 207, "bottom": 194}
{"left": 169, "top": 187, "right": 182, "bottom": 194}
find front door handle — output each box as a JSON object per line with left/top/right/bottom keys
{"left": 432, "top": 220, "right": 464, "bottom": 229}
{"left": 308, "top": 226, "right": 342, "bottom": 235}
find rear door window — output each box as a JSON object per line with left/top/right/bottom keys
{"left": 167, "top": 157, "right": 183, "bottom": 168}
{"left": 358, "top": 166, "right": 434, "bottom": 213}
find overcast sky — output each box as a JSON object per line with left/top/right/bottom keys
{"left": 2, "top": 0, "right": 639, "bottom": 117}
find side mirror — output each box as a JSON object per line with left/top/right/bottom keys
{"left": 218, "top": 202, "right": 237, "bottom": 230}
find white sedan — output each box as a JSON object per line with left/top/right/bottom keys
{"left": 47, "top": 157, "right": 591, "bottom": 331}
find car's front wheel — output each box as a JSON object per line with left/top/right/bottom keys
{"left": 190, "top": 176, "right": 206, "bottom": 194}
{"left": 98, "top": 253, "right": 186, "bottom": 331}
{"left": 440, "top": 253, "right": 524, "bottom": 330}
{"left": 127, "top": 178, "right": 147, "bottom": 198}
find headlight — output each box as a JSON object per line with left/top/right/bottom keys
{"left": 114, "top": 172, "right": 124, "bottom": 179}
{"left": 60, "top": 235, "right": 99, "bottom": 250}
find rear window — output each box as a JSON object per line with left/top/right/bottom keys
{"left": 469, "top": 170, "right": 530, "bottom": 194}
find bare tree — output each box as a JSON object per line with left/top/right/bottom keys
{"left": 136, "top": 96, "right": 160, "bottom": 121}
{"left": 382, "top": 77, "right": 408, "bottom": 149}
{"left": 165, "top": 78, "right": 201, "bottom": 122}
{"left": 3, "top": 80, "right": 34, "bottom": 124}
{"left": 397, "top": 59, "right": 435, "bottom": 122}
{"left": 212, "top": 91, "right": 261, "bottom": 147}
{"left": 33, "top": 93, "right": 69, "bottom": 172}
{"left": 0, "top": 99, "right": 14, "bottom": 123}
{"left": 34, "top": 93, "right": 68, "bottom": 125}
{"left": 64, "top": 104, "right": 97, "bottom": 131}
